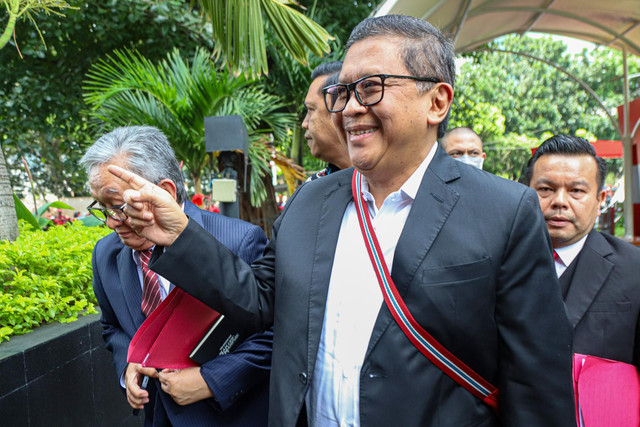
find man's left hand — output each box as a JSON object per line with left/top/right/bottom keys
{"left": 158, "top": 367, "right": 213, "bottom": 406}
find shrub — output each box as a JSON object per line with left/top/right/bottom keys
{"left": 0, "top": 221, "right": 112, "bottom": 342}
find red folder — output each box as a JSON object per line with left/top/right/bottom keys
{"left": 127, "top": 288, "right": 221, "bottom": 369}
{"left": 573, "top": 353, "right": 640, "bottom": 427}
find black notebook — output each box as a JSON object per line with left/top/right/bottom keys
{"left": 189, "top": 315, "right": 248, "bottom": 365}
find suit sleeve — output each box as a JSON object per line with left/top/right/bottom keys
{"left": 91, "top": 241, "right": 130, "bottom": 387}
{"left": 496, "top": 189, "right": 576, "bottom": 426}
{"left": 151, "top": 215, "right": 283, "bottom": 332}
{"left": 191, "top": 223, "right": 273, "bottom": 411}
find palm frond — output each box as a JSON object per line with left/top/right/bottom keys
{"left": 199, "top": 0, "right": 332, "bottom": 77}
{"left": 83, "top": 47, "right": 297, "bottom": 205}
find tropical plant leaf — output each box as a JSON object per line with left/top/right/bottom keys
{"left": 13, "top": 194, "right": 39, "bottom": 230}
{"left": 199, "top": 0, "right": 332, "bottom": 78}
{"left": 35, "top": 201, "right": 74, "bottom": 217}
{"left": 84, "top": 47, "right": 297, "bottom": 205}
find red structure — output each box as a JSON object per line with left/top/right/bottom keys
{"left": 617, "top": 98, "right": 640, "bottom": 241}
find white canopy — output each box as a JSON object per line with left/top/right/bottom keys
{"left": 375, "top": 0, "right": 640, "bottom": 56}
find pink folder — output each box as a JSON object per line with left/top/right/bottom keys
{"left": 573, "top": 353, "right": 640, "bottom": 427}
{"left": 127, "top": 288, "right": 221, "bottom": 369}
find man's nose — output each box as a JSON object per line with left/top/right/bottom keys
{"left": 342, "top": 91, "right": 368, "bottom": 116}
{"left": 302, "top": 113, "right": 310, "bottom": 130}
{"left": 105, "top": 216, "right": 121, "bottom": 230}
{"left": 551, "top": 188, "right": 569, "bottom": 209}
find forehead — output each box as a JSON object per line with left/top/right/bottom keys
{"left": 446, "top": 134, "right": 482, "bottom": 149}
{"left": 305, "top": 76, "right": 329, "bottom": 103}
{"left": 340, "top": 36, "right": 405, "bottom": 81}
{"left": 88, "top": 160, "right": 131, "bottom": 201}
{"left": 533, "top": 154, "right": 599, "bottom": 183}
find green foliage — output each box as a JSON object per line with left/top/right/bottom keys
{"left": 84, "top": 47, "right": 296, "bottom": 202}
{"left": 455, "top": 35, "right": 640, "bottom": 140}
{"left": 451, "top": 35, "right": 640, "bottom": 179}
{"left": 1, "top": 0, "right": 210, "bottom": 198}
{"left": 199, "top": 0, "right": 332, "bottom": 78}
{"left": 483, "top": 133, "right": 540, "bottom": 181}
{"left": 0, "top": 0, "right": 75, "bottom": 51}
{"left": 0, "top": 221, "right": 111, "bottom": 342}
{"left": 13, "top": 194, "right": 73, "bottom": 230}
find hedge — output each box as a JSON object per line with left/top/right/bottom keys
{"left": 0, "top": 221, "right": 112, "bottom": 342}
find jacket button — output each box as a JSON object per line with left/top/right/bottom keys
{"left": 299, "top": 372, "right": 307, "bottom": 384}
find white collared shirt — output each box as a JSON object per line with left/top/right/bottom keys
{"left": 554, "top": 234, "right": 588, "bottom": 278}
{"left": 306, "top": 143, "right": 438, "bottom": 426}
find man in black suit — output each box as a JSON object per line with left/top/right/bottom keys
{"left": 109, "top": 16, "right": 575, "bottom": 426}
{"left": 525, "top": 134, "right": 640, "bottom": 366}
{"left": 80, "top": 126, "right": 271, "bottom": 426}
{"left": 302, "top": 61, "right": 352, "bottom": 181}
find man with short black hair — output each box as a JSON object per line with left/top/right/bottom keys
{"left": 303, "top": 61, "right": 352, "bottom": 181}
{"left": 525, "top": 134, "right": 640, "bottom": 366}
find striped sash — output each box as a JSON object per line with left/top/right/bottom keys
{"left": 352, "top": 170, "right": 499, "bottom": 413}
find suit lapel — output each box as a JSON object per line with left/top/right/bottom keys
{"left": 366, "top": 149, "right": 461, "bottom": 356}
{"left": 307, "top": 172, "right": 354, "bottom": 374}
{"left": 117, "top": 245, "right": 146, "bottom": 328}
{"left": 564, "top": 231, "right": 614, "bottom": 327}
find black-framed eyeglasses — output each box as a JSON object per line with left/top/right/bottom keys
{"left": 322, "top": 73, "right": 441, "bottom": 113}
{"left": 87, "top": 200, "right": 127, "bottom": 223}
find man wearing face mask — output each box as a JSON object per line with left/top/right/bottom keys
{"left": 441, "top": 127, "right": 485, "bottom": 169}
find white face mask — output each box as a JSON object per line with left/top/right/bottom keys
{"left": 455, "top": 154, "right": 484, "bottom": 170}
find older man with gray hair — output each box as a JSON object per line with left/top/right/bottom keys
{"left": 81, "top": 125, "right": 271, "bottom": 426}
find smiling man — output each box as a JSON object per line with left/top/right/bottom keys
{"left": 108, "top": 16, "right": 575, "bottom": 426}
{"left": 525, "top": 134, "right": 640, "bottom": 367}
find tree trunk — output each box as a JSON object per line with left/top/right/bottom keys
{"left": 0, "top": 148, "right": 19, "bottom": 241}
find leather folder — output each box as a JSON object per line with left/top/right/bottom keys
{"left": 573, "top": 353, "right": 640, "bottom": 427}
{"left": 127, "top": 288, "right": 244, "bottom": 369}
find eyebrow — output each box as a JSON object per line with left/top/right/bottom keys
{"left": 534, "top": 178, "right": 590, "bottom": 187}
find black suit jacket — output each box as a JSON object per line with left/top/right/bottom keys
{"left": 153, "top": 148, "right": 576, "bottom": 426}
{"left": 92, "top": 201, "right": 271, "bottom": 426}
{"left": 562, "top": 229, "right": 640, "bottom": 367}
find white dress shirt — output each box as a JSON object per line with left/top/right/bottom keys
{"left": 306, "top": 143, "right": 438, "bottom": 426}
{"left": 554, "top": 234, "right": 588, "bottom": 278}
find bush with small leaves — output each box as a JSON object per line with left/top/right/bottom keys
{"left": 0, "top": 221, "right": 112, "bottom": 342}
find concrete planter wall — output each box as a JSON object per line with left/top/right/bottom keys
{"left": 0, "top": 313, "right": 143, "bottom": 426}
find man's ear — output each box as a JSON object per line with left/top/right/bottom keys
{"left": 426, "top": 83, "right": 454, "bottom": 128}
{"left": 595, "top": 188, "right": 607, "bottom": 217}
{"left": 157, "top": 179, "right": 178, "bottom": 202}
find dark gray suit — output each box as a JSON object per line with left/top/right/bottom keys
{"left": 562, "top": 229, "right": 640, "bottom": 367}
{"left": 152, "top": 148, "right": 576, "bottom": 426}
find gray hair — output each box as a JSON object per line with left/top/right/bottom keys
{"left": 346, "top": 15, "right": 456, "bottom": 138}
{"left": 80, "top": 126, "right": 188, "bottom": 204}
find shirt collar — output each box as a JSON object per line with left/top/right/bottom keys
{"left": 555, "top": 234, "right": 589, "bottom": 267}
{"left": 360, "top": 141, "right": 438, "bottom": 202}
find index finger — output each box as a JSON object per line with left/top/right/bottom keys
{"left": 107, "top": 165, "right": 151, "bottom": 191}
